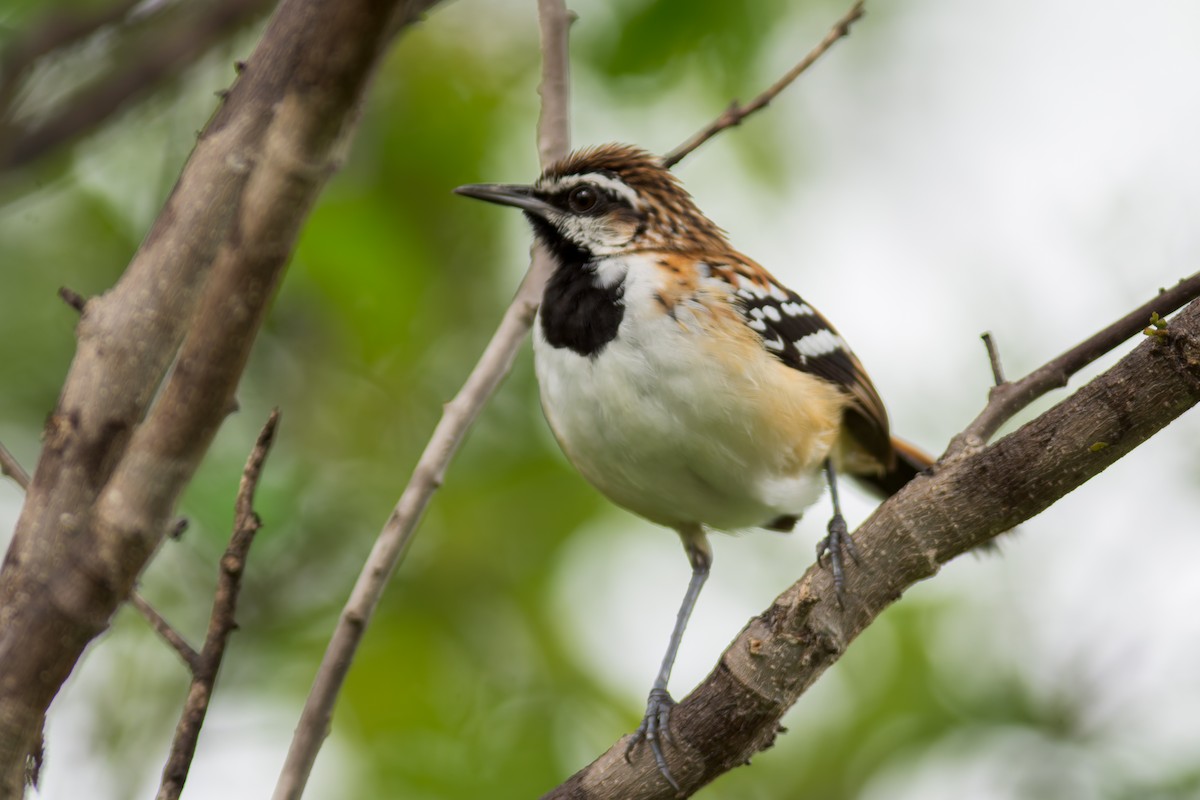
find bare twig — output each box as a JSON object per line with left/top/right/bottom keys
{"left": 0, "top": 441, "right": 30, "bottom": 490}
{"left": 661, "top": 0, "right": 865, "bottom": 169}
{"left": 946, "top": 271, "right": 1200, "bottom": 457}
{"left": 543, "top": 298, "right": 1200, "bottom": 798}
{"left": 981, "top": 331, "right": 1006, "bottom": 385}
{"left": 130, "top": 593, "right": 201, "bottom": 671}
{"left": 536, "top": 1, "right": 573, "bottom": 168}
{"left": 270, "top": 3, "right": 573, "bottom": 798}
{"left": 57, "top": 287, "right": 87, "bottom": 313}
{"left": 156, "top": 409, "right": 279, "bottom": 800}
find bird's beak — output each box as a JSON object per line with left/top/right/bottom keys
{"left": 454, "top": 183, "right": 556, "bottom": 218}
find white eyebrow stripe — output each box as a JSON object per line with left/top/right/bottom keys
{"left": 541, "top": 173, "right": 642, "bottom": 208}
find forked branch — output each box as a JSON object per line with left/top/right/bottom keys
{"left": 947, "top": 271, "right": 1200, "bottom": 457}
{"left": 0, "top": 0, "right": 431, "bottom": 792}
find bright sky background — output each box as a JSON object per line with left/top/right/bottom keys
{"left": 5, "top": 0, "right": 1200, "bottom": 798}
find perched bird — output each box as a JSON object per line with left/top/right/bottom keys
{"left": 455, "top": 144, "right": 930, "bottom": 789}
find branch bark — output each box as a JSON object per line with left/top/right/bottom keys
{"left": 0, "top": 0, "right": 436, "bottom": 794}
{"left": 0, "top": 444, "right": 30, "bottom": 491}
{"left": 542, "top": 297, "right": 1200, "bottom": 799}
{"left": 270, "top": 3, "right": 573, "bottom": 797}
{"left": 156, "top": 409, "right": 280, "bottom": 800}
{"left": 947, "top": 271, "right": 1200, "bottom": 456}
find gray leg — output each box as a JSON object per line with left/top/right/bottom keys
{"left": 816, "top": 458, "right": 860, "bottom": 603}
{"left": 625, "top": 525, "right": 711, "bottom": 792}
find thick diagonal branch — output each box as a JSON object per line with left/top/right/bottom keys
{"left": 0, "top": 1, "right": 433, "bottom": 792}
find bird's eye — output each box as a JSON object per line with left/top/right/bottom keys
{"left": 567, "top": 185, "right": 600, "bottom": 213}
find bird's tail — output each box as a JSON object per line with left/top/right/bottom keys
{"left": 857, "top": 436, "right": 934, "bottom": 498}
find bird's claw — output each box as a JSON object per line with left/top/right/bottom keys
{"left": 625, "top": 687, "right": 681, "bottom": 792}
{"left": 816, "top": 512, "right": 860, "bottom": 605}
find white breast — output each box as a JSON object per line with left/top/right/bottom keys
{"left": 532, "top": 254, "right": 844, "bottom": 532}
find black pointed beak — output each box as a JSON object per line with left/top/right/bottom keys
{"left": 454, "top": 183, "right": 557, "bottom": 218}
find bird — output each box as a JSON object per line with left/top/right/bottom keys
{"left": 455, "top": 143, "right": 931, "bottom": 790}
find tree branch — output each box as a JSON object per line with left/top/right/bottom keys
{"left": 270, "top": 3, "right": 574, "bottom": 798}
{"left": 129, "top": 593, "right": 201, "bottom": 672}
{"left": 0, "top": 440, "right": 198, "bottom": 671}
{"left": 0, "top": 0, "right": 434, "bottom": 792}
{"left": 156, "top": 410, "right": 280, "bottom": 800}
{"left": 0, "top": 442, "right": 30, "bottom": 491}
{"left": 0, "top": 0, "right": 143, "bottom": 125}
{"left": 660, "top": 0, "right": 865, "bottom": 169}
{"left": 980, "top": 331, "right": 1006, "bottom": 385}
{"left": 946, "top": 271, "right": 1200, "bottom": 457}
{"left": 0, "top": 0, "right": 274, "bottom": 173}
{"left": 543, "top": 297, "right": 1200, "bottom": 798}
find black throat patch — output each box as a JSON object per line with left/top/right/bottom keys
{"left": 528, "top": 214, "right": 625, "bottom": 357}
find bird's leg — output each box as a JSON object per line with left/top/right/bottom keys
{"left": 625, "top": 526, "right": 711, "bottom": 793}
{"left": 816, "top": 458, "right": 860, "bottom": 603}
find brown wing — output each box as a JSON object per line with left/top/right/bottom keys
{"left": 711, "top": 256, "right": 894, "bottom": 471}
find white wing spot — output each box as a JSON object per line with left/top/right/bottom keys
{"left": 795, "top": 329, "right": 845, "bottom": 358}
{"left": 768, "top": 284, "right": 788, "bottom": 301}
{"left": 763, "top": 335, "right": 785, "bottom": 351}
{"left": 762, "top": 305, "right": 782, "bottom": 322}
{"left": 736, "top": 275, "right": 766, "bottom": 297}
{"left": 782, "top": 301, "right": 813, "bottom": 317}
{"left": 748, "top": 319, "right": 768, "bottom": 332}
{"left": 749, "top": 307, "right": 765, "bottom": 320}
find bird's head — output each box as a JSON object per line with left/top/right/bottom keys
{"left": 455, "top": 144, "right": 728, "bottom": 262}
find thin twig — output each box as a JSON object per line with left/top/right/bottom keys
{"left": 0, "top": 441, "right": 30, "bottom": 490}
{"left": 57, "top": 287, "right": 87, "bottom": 313}
{"left": 156, "top": 409, "right": 280, "bottom": 800}
{"left": 981, "top": 331, "right": 1006, "bottom": 385}
{"left": 946, "top": 271, "right": 1200, "bottom": 457}
{"left": 270, "top": 4, "right": 572, "bottom": 799}
{"left": 661, "top": 0, "right": 865, "bottom": 169}
{"left": 130, "top": 593, "right": 201, "bottom": 671}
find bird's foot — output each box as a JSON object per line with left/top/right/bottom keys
{"left": 624, "top": 687, "right": 681, "bottom": 793}
{"left": 816, "top": 512, "right": 860, "bottom": 605}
